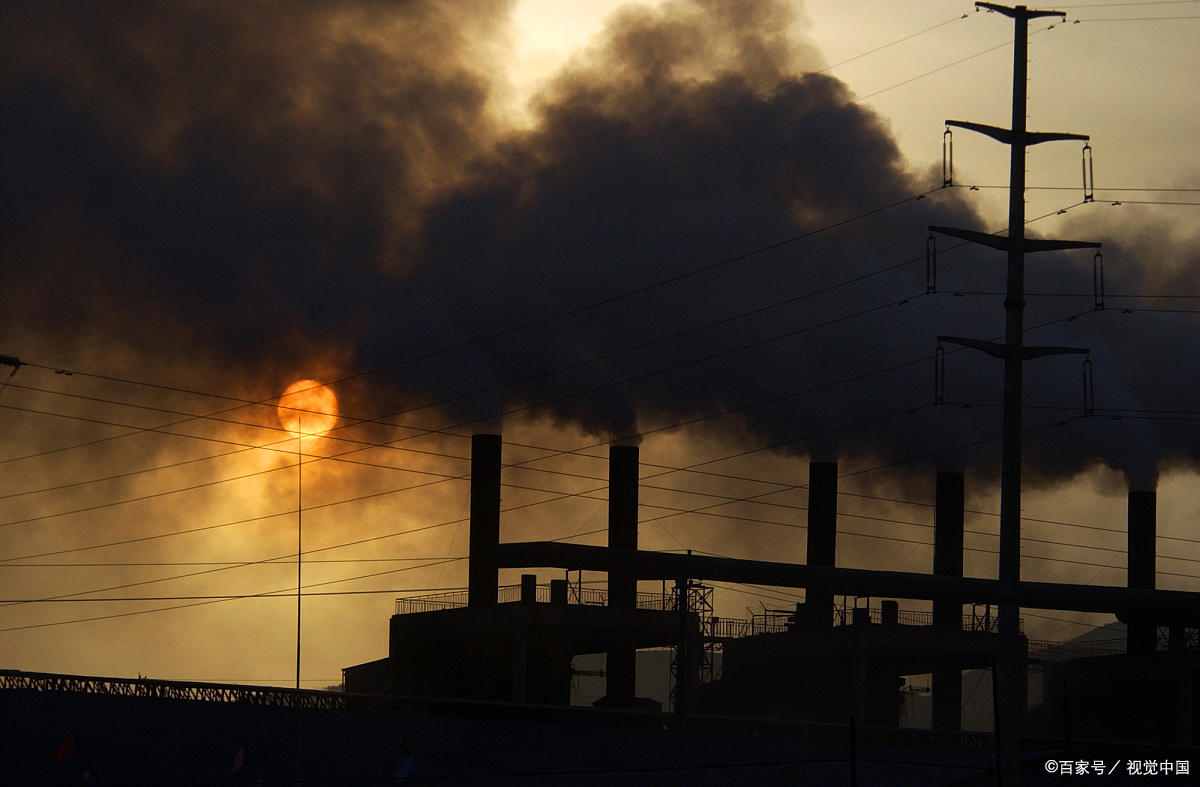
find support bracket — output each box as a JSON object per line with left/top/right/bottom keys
{"left": 945, "top": 119, "right": 1088, "bottom": 148}
{"left": 929, "top": 225, "right": 1100, "bottom": 253}
{"left": 939, "top": 336, "right": 1089, "bottom": 361}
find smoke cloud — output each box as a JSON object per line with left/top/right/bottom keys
{"left": 3, "top": 0, "right": 1198, "bottom": 604}
{"left": 4, "top": 0, "right": 1195, "bottom": 497}
{"left": 2, "top": 0, "right": 1200, "bottom": 503}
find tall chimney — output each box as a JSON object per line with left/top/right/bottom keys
{"left": 606, "top": 445, "right": 639, "bottom": 704}
{"left": 608, "top": 445, "right": 639, "bottom": 605}
{"left": 1127, "top": 490, "right": 1157, "bottom": 653}
{"left": 932, "top": 472, "right": 965, "bottom": 626}
{"left": 804, "top": 461, "right": 838, "bottom": 627}
{"left": 932, "top": 472, "right": 965, "bottom": 731}
{"left": 468, "top": 434, "right": 502, "bottom": 607}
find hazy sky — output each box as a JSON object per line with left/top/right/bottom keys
{"left": 1, "top": 0, "right": 1198, "bottom": 689}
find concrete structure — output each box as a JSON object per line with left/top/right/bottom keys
{"left": 696, "top": 469, "right": 1021, "bottom": 729}
{"left": 388, "top": 435, "right": 680, "bottom": 708}
{"left": 364, "top": 433, "right": 1200, "bottom": 755}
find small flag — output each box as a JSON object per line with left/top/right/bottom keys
{"left": 53, "top": 737, "right": 73, "bottom": 763}
{"left": 230, "top": 745, "right": 244, "bottom": 775}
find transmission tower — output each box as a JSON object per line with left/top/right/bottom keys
{"left": 930, "top": 3, "right": 1101, "bottom": 782}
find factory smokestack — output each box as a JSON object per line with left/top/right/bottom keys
{"left": 605, "top": 445, "right": 640, "bottom": 705}
{"left": 932, "top": 472, "right": 965, "bottom": 731}
{"left": 468, "top": 434, "right": 502, "bottom": 607}
{"left": 803, "top": 462, "right": 838, "bottom": 628}
{"left": 1127, "top": 489, "right": 1157, "bottom": 654}
{"left": 932, "top": 472, "right": 965, "bottom": 626}
{"left": 607, "top": 445, "right": 640, "bottom": 604}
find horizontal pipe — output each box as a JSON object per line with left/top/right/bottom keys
{"left": 491, "top": 541, "right": 1200, "bottom": 622}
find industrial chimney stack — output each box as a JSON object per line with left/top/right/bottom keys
{"left": 605, "top": 445, "right": 640, "bottom": 704}
{"left": 802, "top": 462, "right": 838, "bottom": 628}
{"left": 468, "top": 434, "right": 503, "bottom": 607}
{"left": 1127, "top": 489, "right": 1157, "bottom": 654}
{"left": 932, "top": 471, "right": 965, "bottom": 731}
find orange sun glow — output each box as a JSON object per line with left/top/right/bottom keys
{"left": 277, "top": 379, "right": 339, "bottom": 437}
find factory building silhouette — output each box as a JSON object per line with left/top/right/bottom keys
{"left": 5, "top": 6, "right": 1200, "bottom": 780}
{"left": 344, "top": 432, "right": 1200, "bottom": 748}
{"left": 7, "top": 432, "right": 1200, "bottom": 785}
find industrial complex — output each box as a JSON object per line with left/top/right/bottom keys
{"left": 5, "top": 4, "right": 1200, "bottom": 785}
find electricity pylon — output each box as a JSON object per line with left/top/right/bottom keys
{"left": 930, "top": 3, "right": 1100, "bottom": 782}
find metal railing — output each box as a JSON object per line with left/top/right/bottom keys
{"left": 398, "top": 583, "right": 686, "bottom": 614}
{"left": 1027, "top": 638, "right": 1126, "bottom": 661}
{"left": 831, "top": 606, "right": 934, "bottom": 627}
{"left": 396, "top": 585, "right": 677, "bottom": 616}
{"left": 0, "top": 670, "right": 354, "bottom": 709}
{"left": 635, "top": 591, "right": 675, "bottom": 610}
{"left": 395, "top": 590, "right": 470, "bottom": 616}
{"left": 709, "top": 616, "right": 790, "bottom": 639}
{"left": 395, "top": 587, "right": 1037, "bottom": 641}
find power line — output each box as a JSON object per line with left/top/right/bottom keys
{"left": 11, "top": 304, "right": 1200, "bottom": 575}
{"left": 939, "top": 290, "right": 1200, "bottom": 299}
{"left": 0, "top": 556, "right": 466, "bottom": 567}
{"left": 1, "top": 193, "right": 1083, "bottom": 503}
{"left": 2, "top": 186, "right": 1098, "bottom": 479}
{"left": 486, "top": 203, "right": 1099, "bottom": 474}
{"left": 0, "top": 555, "right": 462, "bottom": 610}
{"left": 0, "top": 396, "right": 474, "bottom": 497}
{"left": 0, "top": 584, "right": 472, "bottom": 634}
{"left": 6, "top": 264, "right": 1194, "bottom": 583}
{"left": 1058, "top": 1, "right": 1200, "bottom": 7}
{"left": 1076, "top": 13, "right": 1200, "bottom": 19}
{"left": 0, "top": 465, "right": 613, "bottom": 567}
{"left": 961, "top": 184, "right": 1200, "bottom": 192}
{"left": 4, "top": 238, "right": 933, "bottom": 469}
{"left": 1, "top": 182, "right": 947, "bottom": 494}
{"left": 1106, "top": 200, "right": 1200, "bottom": 206}
{"left": 0, "top": 525, "right": 610, "bottom": 632}
{"left": 0, "top": 286, "right": 932, "bottom": 523}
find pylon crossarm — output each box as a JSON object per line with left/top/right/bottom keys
{"left": 1022, "top": 345, "right": 1089, "bottom": 360}
{"left": 946, "top": 120, "right": 1012, "bottom": 145}
{"left": 1024, "top": 237, "right": 1101, "bottom": 253}
{"left": 929, "top": 225, "right": 1009, "bottom": 251}
{"left": 930, "top": 225, "right": 1100, "bottom": 254}
{"left": 937, "top": 336, "right": 1007, "bottom": 359}
{"left": 975, "top": 2, "right": 1065, "bottom": 21}
{"left": 946, "top": 120, "right": 1087, "bottom": 149}
{"left": 938, "top": 337, "right": 1090, "bottom": 362}
{"left": 1026, "top": 130, "right": 1089, "bottom": 146}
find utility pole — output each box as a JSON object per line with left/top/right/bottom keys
{"left": 931, "top": 4, "right": 1100, "bottom": 783}
{"left": 297, "top": 414, "right": 303, "bottom": 691}
{"left": 672, "top": 576, "right": 689, "bottom": 787}
{"left": 296, "top": 416, "right": 304, "bottom": 787}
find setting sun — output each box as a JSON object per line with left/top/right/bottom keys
{"left": 277, "top": 379, "right": 339, "bottom": 437}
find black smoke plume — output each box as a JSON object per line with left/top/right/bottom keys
{"left": 2, "top": 0, "right": 1194, "bottom": 495}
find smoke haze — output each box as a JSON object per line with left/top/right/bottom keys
{"left": 2, "top": 0, "right": 1198, "bottom": 675}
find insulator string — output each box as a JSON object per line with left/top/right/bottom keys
{"left": 943, "top": 127, "right": 954, "bottom": 187}
{"left": 934, "top": 343, "right": 946, "bottom": 405}
{"left": 1083, "top": 356, "right": 1095, "bottom": 417}
{"left": 926, "top": 234, "right": 938, "bottom": 293}
{"left": 1082, "top": 143, "right": 1094, "bottom": 203}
